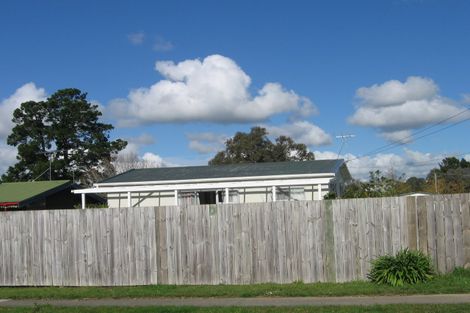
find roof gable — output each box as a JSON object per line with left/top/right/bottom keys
{"left": 101, "top": 160, "right": 345, "bottom": 184}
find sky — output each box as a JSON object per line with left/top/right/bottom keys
{"left": 1, "top": 0, "right": 469, "bottom": 179}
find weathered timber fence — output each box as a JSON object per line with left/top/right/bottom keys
{"left": 0, "top": 193, "right": 469, "bottom": 286}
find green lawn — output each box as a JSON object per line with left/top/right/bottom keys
{"left": 0, "top": 268, "right": 469, "bottom": 300}
{"left": 2, "top": 304, "right": 470, "bottom": 313}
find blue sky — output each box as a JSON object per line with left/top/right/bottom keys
{"left": 0, "top": 0, "right": 469, "bottom": 179}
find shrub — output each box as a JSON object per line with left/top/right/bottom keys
{"left": 368, "top": 248, "right": 434, "bottom": 286}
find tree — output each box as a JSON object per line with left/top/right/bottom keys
{"left": 439, "top": 157, "right": 462, "bottom": 173}
{"left": 425, "top": 157, "right": 470, "bottom": 194}
{"left": 404, "top": 177, "right": 426, "bottom": 192}
{"left": 209, "top": 127, "right": 314, "bottom": 165}
{"left": 2, "top": 88, "right": 127, "bottom": 183}
{"left": 342, "top": 170, "right": 405, "bottom": 198}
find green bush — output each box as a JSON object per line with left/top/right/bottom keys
{"left": 368, "top": 248, "right": 434, "bottom": 286}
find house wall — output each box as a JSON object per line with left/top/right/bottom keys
{"left": 106, "top": 183, "right": 333, "bottom": 208}
{"left": 108, "top": 191, "right": 176, "bottom": 208}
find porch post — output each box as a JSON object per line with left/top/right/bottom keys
{"left": 225, "top": 188, "right": 229, "bottom": 204}
{"left": 317, "top": 184, "right": 322, "bottom": 200}
{"left": 81, "top": 193, "right": 86, "bottom": 209}
{"left": 272, "top": 186, "right": 276, "bottom": 202}
{"left": 127, "top": 192, "right": 132, "bottom": 207}
{"left": 174, "top": 189, "right": 178, "bottom": 205}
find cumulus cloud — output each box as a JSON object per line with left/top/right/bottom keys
{"left": 142, "top": 152, "right": 165, "bottom": 167}
{"left": 0, "top": 83, "right": 46, "bottom": 175}
{"left": 130, "top": 133, "right": 155, "bottom": 146}
{"left": 127, "top": 32, "right": 145, "bottom": 45}
{"left": 266, "top": 121, "right": 332, "bottom": 146}
{"left": 118, "top": 133, "right": 156, "bottom": 159}
{"left": 109, "top": 54, "right": 316, "bottom": 125}
{"left": 114, "top": 135, "right": 167, "bottom": 173}
{"left": 0, "top": 82, "right": 47, "bottom": 139}
{"left": 187, "top": 132, "right": 227, "bottom": 154}
{"left": 0, "top": 144, "right": 18, "bottom": 175}
{"left": 356, "top": 76, "right": 438, "bottom": 107}
{"left": 315, "top": 148, "right": 445, "bottom": 180}
{"left": 380, "top": 130, "right": 413, "bottom": 144}
{"left": 349, "top": 76, "right": 470, "bottom": 142}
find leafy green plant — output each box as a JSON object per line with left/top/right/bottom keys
{"left": 368, "top": 249, "right": 434, "bottom": 286}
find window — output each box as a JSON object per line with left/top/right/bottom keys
{"left": 217, "top": 190, "right": 240, "bottom": 204}
{"left": 198, "top": 191, "right": 217, "bottom": 205}
{"left": 277, "top": 186, "right": 305, "bottom": 201}
{"left": 179, "top": 191, "right": 199, "bottom": 205}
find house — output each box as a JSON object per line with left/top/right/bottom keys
{"left": 0, "top": 180, "right": 105, "bottom": 211}
{"left": 73, "top": 159, "right": 352, "bottom": 209}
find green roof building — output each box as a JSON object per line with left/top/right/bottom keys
{"left": 0, "top": 180, "right": 104, "bottom": 210}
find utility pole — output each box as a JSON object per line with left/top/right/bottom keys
{"left": 335, "top": 134, "right": 356, "bottom": 159}
{"left": 434, "top": 172, "right": 438, "bottom": 193}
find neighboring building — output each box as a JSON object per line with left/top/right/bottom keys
{"left": 0, "top": 180, "right": 104, "bottom": 211}
{"left": 73, "top": 159, "right": 352, "bottom": 209}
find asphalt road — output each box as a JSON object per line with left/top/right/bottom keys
{"left": 1, "top": 294, "right": 470, "bottom": 307}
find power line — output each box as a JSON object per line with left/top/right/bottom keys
{"left": 346, "top": 108, "right": 470, "bottom": 163}
{"left": 362, "top": 107, "right": 470, "bottom": 157}
{"left": 347, "top": 152, "right": 470, "bottom": 169}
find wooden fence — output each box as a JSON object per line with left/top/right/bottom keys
{"left": 0, "top": 193, "right": 469, "bottom": 286}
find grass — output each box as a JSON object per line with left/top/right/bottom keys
{"left": 2, "top": 304, "right": 470, "bottom": 313}
{"left": 0, "top": 268, "right": 469, "bottom": 300}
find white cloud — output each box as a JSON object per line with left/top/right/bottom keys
{"left": 109, "top": 54, "right": 316, "bottom": 125}
{"left": 0, "top": 144, "right": 18, "bottom": 175}
{"left": 114, "top": 133, "right": 166, "bottom": 172}
{"left": 403, "top": 148, "right": 435, "bottom": 164}
{"left": 142, "top": 152, "right": 165, "bottom": 167}
{"left": 350, "top": 97, "right": 464, "bottom": 130}
{"left": 356, "top": 76, "right": 438, "bottom": 107}
{"left": 315, "top": 148, "right": 444, "bottom": 180}
{"left": 0, "top": 83, "right": 46, "bottom": 175}
{"left": 153, "top": 36, "right": 174, "bottom": 52}
{"left": 380, "top": 130, "right": 413, "bottom": 143}
{"left": 130, "top": 133, "right": 155, "bottom": 146}
{"left": 127, "top": 32, "right": 145, "bottom": 45}
{"left": 187, "top": 132, "right": 227, "bottom": 154}
{"left": 349, "top": 76, "right": 470, "bottom": 142}
{"left": 0, "top": 82, "right": 47, "bottom": 139}
{"left": 266, "top": 121, "right": 332, "bottom": 146}
{"left": 118, "top": 133, "right": 156, "bottom": 158}
{"left": 116, "top": 132, "right": 153, "bottom": 162}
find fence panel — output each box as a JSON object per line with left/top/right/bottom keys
{"left": 0, "top": 193, "right": 469, "bottom": 286}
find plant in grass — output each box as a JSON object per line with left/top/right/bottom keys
{"left": 368, "top": 248, "right": 434, "bottom": 286}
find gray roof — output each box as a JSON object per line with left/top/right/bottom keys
{"left": 101, "top": 159, "right": 345, "bottom": 184}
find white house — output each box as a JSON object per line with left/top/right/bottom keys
{"left": 73, "top": 159, "right": 351, "bottom": 209}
